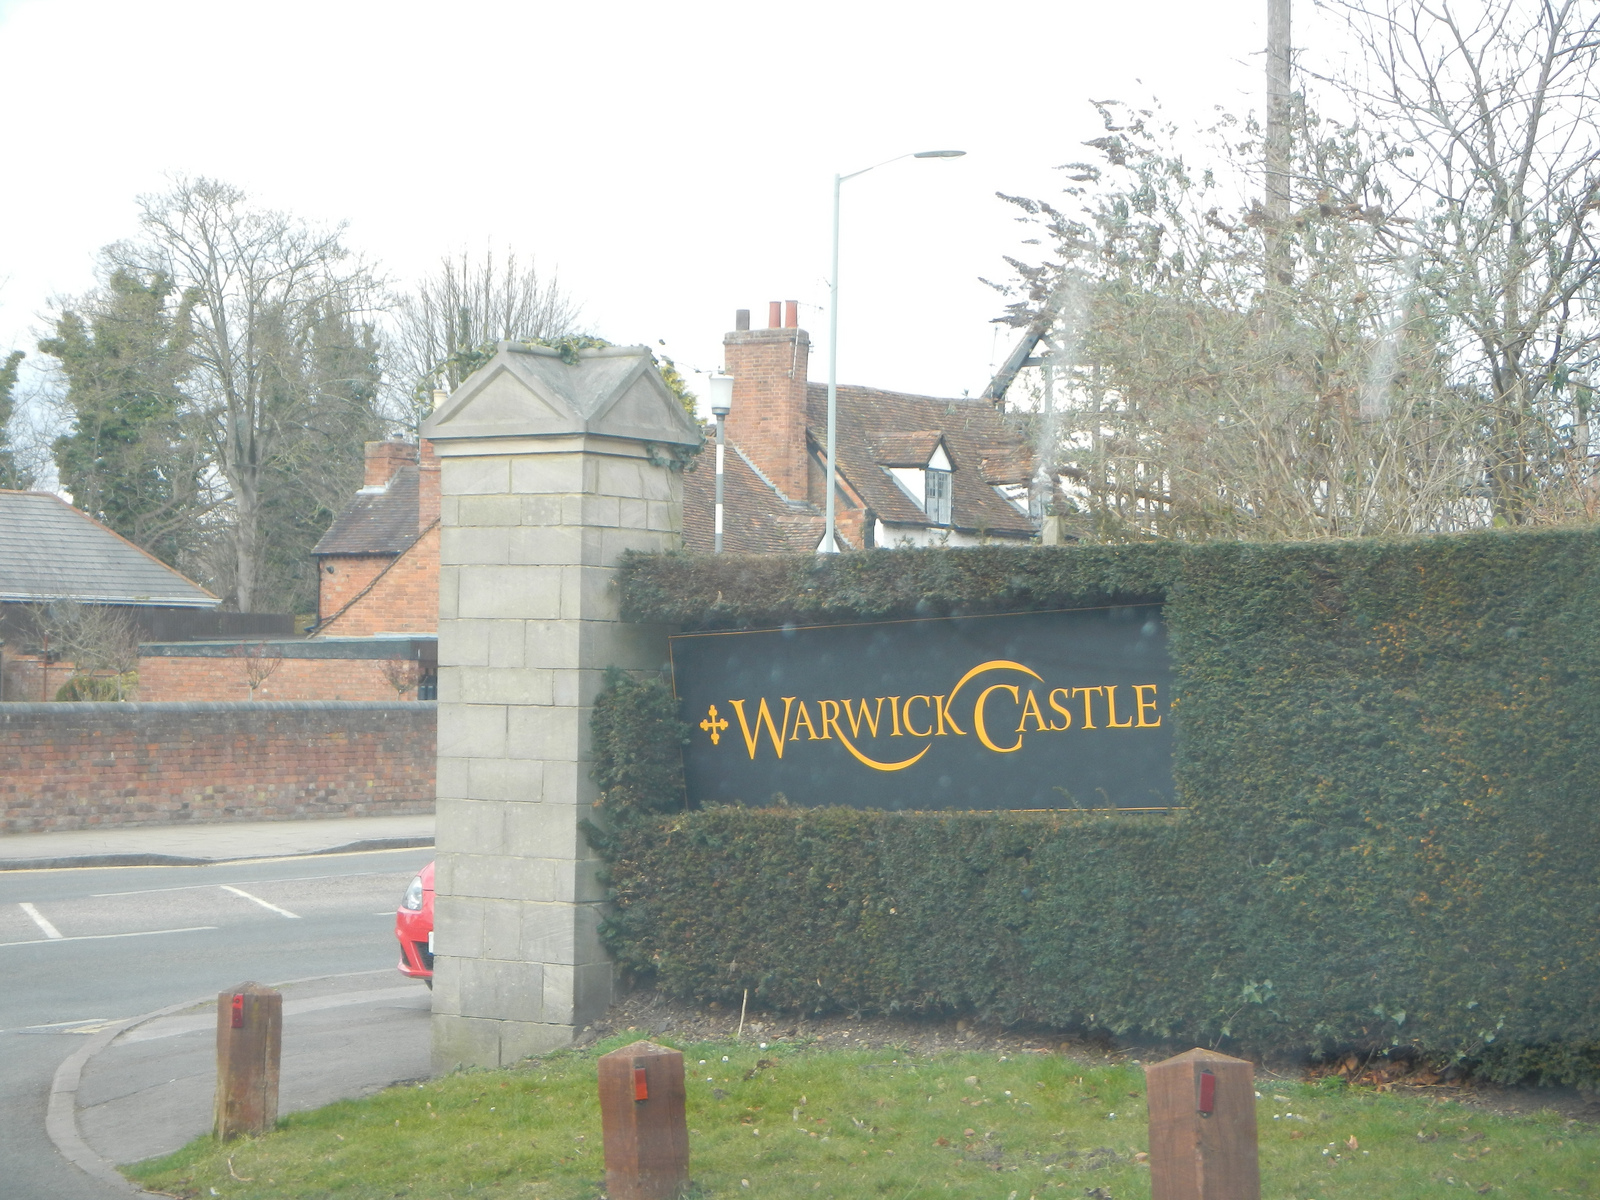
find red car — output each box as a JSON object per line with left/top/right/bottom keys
{"left": 396, "top": 861, "right": 434, "bottom": 986}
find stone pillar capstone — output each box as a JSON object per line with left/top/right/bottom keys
{"left": 421, "top": 342, "right": 700, "bottom": 1069}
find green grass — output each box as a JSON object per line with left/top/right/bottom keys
{"left": 127, "top": 1036, "right": 1599, "bottom": 1199}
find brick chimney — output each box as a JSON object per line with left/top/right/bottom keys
{"left": 364, "top": 439, "right": 416, "bottom": 488}
{"left": 418, "top": 438, "right": 440, "bottom": 532}
{"left": 723, "top": 300, "right": 810, "bottom": 502}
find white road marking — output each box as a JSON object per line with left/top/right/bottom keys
{"left": 19, "top": 902, "right": 63, "bottom": 939}
{"left": 23, "top": 1017, "right": 112, "bottom": 1029}
{"left": 219, "top": 884, "right": 300, "bottom": 918}
{"left": 91, "top": 868, "right": 409, "bottom": 898}
{"left": 0, "top": 925, "right": 217, "bottom": 948}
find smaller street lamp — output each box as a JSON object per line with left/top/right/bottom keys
{"left": 709, "top": 373, "right": 734, "bottom": 554}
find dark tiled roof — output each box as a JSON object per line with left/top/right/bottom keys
{"left": 0, "top": 490, "right": 217, "bottom": 606}
{"left": 682, "top": 446, "right": 827, "bottom": 554}
{"left": 868, "top": 430, "right": 945, "bottom": 467}
{"left": 805, "top": 384, "right": 1035, "bottom": 536}
{"left": 313, "top": 466, "right": 420, "bottom": 556}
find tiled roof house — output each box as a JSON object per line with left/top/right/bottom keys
{"left": 123, "top": 305, "right": 1043, "bottom": 702}
{"left": 0, "top": 489, "right": 239, "bottom": 700}
{"left": 681, "top": 303, "right": 1038, "bottom": 552}
{"left": 0, "top": 490, "right": 221, "bottom": 609}
{"left": 310, "top": 438, "right": 440, "bottom": 637}
{"left": 132, "top": 442, "right": 440, "bottom": 702}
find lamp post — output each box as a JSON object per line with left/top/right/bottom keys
{"left": 823, "top": 148, "right": 965, "bottom": 553}
{"left": 709, "top": 373, "right": 733, "bottom": 554}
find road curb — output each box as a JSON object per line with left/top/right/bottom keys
{"left": 48, "top": 997, "right": 206, "bottom": 1197}
{"left": 0, "top": 835, "right": 433, "bottom": 872}
{"left": 47, "top": 968, "right": 415, "bottom": 1195}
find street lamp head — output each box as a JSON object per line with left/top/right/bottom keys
{"left": 708, "top": 373, "right": 733, "bottom": 418}
{"left": 913, "top": 149, "right": 966, "bottom": 158}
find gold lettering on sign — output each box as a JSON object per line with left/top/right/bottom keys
{"left": 1135, "top": 684, "right": 1162, "bottom": 727}
{"left": 818, "top": 699, "right": 844, "bottom": 741}
{"left": 945, "top": 659, "right": 1044, "bottom": 715}
{"left": 711, "top": 658, "right": 1165, "bottom": 773}
{"left": 844, "top": 697, "right": 886, "bottom": 738}
{"left": 789, "top": 701, "right": 820, "bottom": 741}
{"left": 729, "top": 697, "right": 792, "bottom": 760}
{"left": 902, "top": 696, "right": 934, "bottom": 738}
{"left": 1015, "top": 689, "right": 1048, "bottom": 733}
{"left": 1047, "top": 687, "right": 1073, "bottom": 731}
{"left": 973, "top": 683, "right": 1024, "bottom": 753}
{"left": 833, "top": 729, "right": 931, "bottom": 773}
{"left": 1104, "top": 685, "right": 1135, "bottom": 729}
{"left": 1073, "top": 686, "right": 1104, "bottom": 729}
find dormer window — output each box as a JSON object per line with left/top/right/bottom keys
{"left": 926, "top": 463, "right": 951, "bottom": 525}
{"left": 872, "top": 432, "right": 956, "bottom": 527}
{"left": 923, "top": 441, "right": 953, "bottom": 525}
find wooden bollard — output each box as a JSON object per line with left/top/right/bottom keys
{"left": 1145, "top": 1047, "right": 1260, "bottom": 1200}
{"left": 213, "top": 981, "right": 282, "bottom": 1140}
{"left": 598, "top": 1040, "right": 689, "bottom": 1200}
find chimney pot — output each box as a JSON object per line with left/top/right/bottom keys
{"left": 768, "top": 301, "right": 782, "bottom": 329}
{"left": 364, "top": 439, "right": 416, "bottom": 489}
{"left": 784, "top": 300, "right": 798, "bottom": 328}
{"left": 417, "top": 439, "right": 440, "bottom": 533}
{"left": 736, "top": 308, "right": 750, "bottom": 332}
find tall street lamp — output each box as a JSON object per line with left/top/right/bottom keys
{"left": 709, "top": 373, "right": 733, "bottom": 553}
{"left": 822, "top": 148, "right": 966, "bottom": 554}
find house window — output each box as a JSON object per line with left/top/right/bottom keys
{"left": 926, "top": 467, "right": 951, "bottom": 525}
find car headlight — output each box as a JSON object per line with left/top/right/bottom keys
{"left": 401, "top": 875, "right": 425, "bottom": 911}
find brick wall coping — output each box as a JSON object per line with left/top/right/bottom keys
{"left": 138, "top": 636, "right": 437, "bottom": 660}
{"left": 0, "top": 700, "right": 437, "bottom": 715}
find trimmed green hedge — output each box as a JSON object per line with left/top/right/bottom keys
{"left": 615, "top": 544, "right": 1178, "bottom": 628}
{"left": 597, "top": 529, "right": 1600, "bottom": 1084}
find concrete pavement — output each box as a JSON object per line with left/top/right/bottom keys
{"left": 72, "top": 970, "right": 433, "bottom": 1177}
{"left": 0, "top": 818, "right": 436, "bottom": 1195}
{"left": 0, "top": 813, "right": 435, "bottom": 870}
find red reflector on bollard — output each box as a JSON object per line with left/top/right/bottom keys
{"left": 230, "top": 994, "right": 244, "bottom": 1029}
{"left": 1198, "top": 1069, "right": 1216, "bottom": 1116}
{"left": 633, "top": 1065, "right": 649, "bottom": 1102}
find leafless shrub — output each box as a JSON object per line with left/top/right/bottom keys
{"left": 229, "top": 641, "right": 285, "bottom": 698}
{"left": 376, "top": 657, "right": 420, "bottom": 699}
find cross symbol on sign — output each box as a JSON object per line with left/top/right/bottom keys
{"left": 700, "top": 704, "right": 729, "bottom": 746}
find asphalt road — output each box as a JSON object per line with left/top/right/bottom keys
{"left": 0, "top": 847, "right": 435, "bottom": 1199}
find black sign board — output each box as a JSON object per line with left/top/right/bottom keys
{"left": 670, "top": 606, "right": 1175, "bottom": 812}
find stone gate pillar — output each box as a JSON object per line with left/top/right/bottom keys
{"left": 421, "top": 342, "right": 700, "bottom": 1069}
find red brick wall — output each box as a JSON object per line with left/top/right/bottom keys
{"left": 318, "top": 554, "right": 391, "bottom": 622}
{"left": 724, "top": 325, "right": 811, "bottom": 502}
{"left": 1, "top": 654, "right": 79, "bottom": 703}
{"left": 136, "top": 656, "right": 418, "bottom": 702}
{"left": 0, "top": 701, "right": 436, "bottom": 834}
{"left": 317, "top": 526, "right": 439, "bottom": 637}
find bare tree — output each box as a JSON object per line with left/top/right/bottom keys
{"left": 230, "top": 641, "right": 284, "bottom": 699}
{"left": 109, "top": 177, "right": 385, "bottom": 611}
{"left": 29, "top": 600, "right": 142, "bottom": 700}
{"left": 992, "top": 98, "right": 1493, "bottom": 542}
{"left": 1329, "top": 0, "right": 1600, "bottom": 523}
{"left": 388, "top": 246, "right": 582, "bottom": 432}
{"left": 376, "top": 657, "right": 420, "bottom": 698}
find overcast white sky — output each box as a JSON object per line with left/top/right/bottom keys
{"left": 0, "top": 0, "right": 1351, "bottom": 416}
